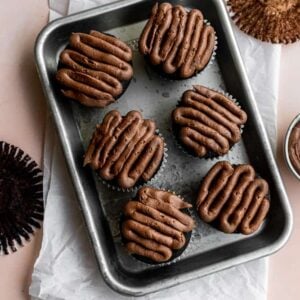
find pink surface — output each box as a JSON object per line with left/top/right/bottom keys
{"left": 0, "top": 1, "right": 299, "bottom": 299}
{"left": 269, "top": 42, "right": 300, "bottom": 300}
{"left": 0, "top": 0, "right": 48, "bottom": 299}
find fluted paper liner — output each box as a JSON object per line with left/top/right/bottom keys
{"left": 227, "top": 0, "right": 300, "bottom": 44}
{"left": 0, "top": 141, "right": 43, "bottom": 255}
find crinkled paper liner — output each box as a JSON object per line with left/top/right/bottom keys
{"left": 99, "top": 131, "right": 168, "bottom": 193}
{"left": 172, "top": 87, "right": 245, "bottom": 160}
{"left": 226, "top": 0, "right": 300, "bottom": 44}
{"left": 0, "top": 141, "right": 43, "bottom": 255}
{"left": 119, "top": 188, "right": 197, "bottom": 266}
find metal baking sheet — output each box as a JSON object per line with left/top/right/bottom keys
{"left": 35, "top": 0, "right": 293, "bottom": 296}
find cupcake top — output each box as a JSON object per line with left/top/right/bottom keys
{"left": 139, "top": 2, "right": 216, "bottom": 78}
{"left": 56, "top": 30, "right": 133, "bottom": 108}
{"left": 288, "top": 122, "right": 300, "bottom": 175}
{"left": 172, "top": 85, "right": 247, "bottom": 157}
{"left": 196, "top": 161, "right": 270, "bottom": 235}
{"left": 122, "top": 186, "right": 195, "bottom": 263}
{"left": 83, "top": 110, "right": 164, "bottom": 189}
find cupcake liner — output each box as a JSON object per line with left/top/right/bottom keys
{"left": 119, "top": 189, "right": 195, "bottom": 266}
{"left": 99, "top": 131, "right": 168, "bottom": 193}
{"left": 227, "top": 0, "right": 300, "bottom": 44}
{"left": 172, "top": 87, "right": 244, "bottom": 160}
{"left": 0, "top": 141, "right": 43, "bottom": 255}
{"left": 142, "top": 19, "right": 218, "bottom": 82}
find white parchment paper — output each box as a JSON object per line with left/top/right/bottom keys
{"left": 30, "top": 1, "right": 281, "bottom": 299}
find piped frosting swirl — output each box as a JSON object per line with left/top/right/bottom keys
{"left": 196, "top": 161, "right": 270, "bottom": 235}
{"left": 122, "top": 187, "right": 195, "bottom": 262}
{"left": 56, "top": 30, "right": 133, "bottom": 108}
{"left": 172, "top": 85, "right": 247, "bottom": 157}
{"left": 83, "top": 110, "right": 164, "bottom": 189}
{"left": 139, "top": 3, "right": 216, "bottom": 78}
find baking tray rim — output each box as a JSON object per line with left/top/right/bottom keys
{"left": 34, "top": 0, "right": 293, "bottom": 296}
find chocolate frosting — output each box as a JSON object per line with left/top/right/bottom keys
{"left": 172, "top": 85, "right": 247, "bottom": 157}
{"left": 288, "top": 122, "right": 300, "bottom": 175}
{"left": 56, "top": 30, "right": 133, "bottom": 108}
{"left": 196, "top": 161, "right": 270, "bottom": 235}
{"left": 83, "top": 111, "right": 164, "bottom": 189}
{"left": 139, "top": 3, "right": 216, "bottom": 78}
{"left": 122, "top": 187, "right": 195, "bottom": 262}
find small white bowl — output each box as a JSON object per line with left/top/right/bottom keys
{"left": 284, "top": 113, "right": 300, "bottom": 180}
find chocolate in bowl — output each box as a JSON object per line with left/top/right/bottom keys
{"left": 284, "top": 113, "right": 300, "bottom": 180}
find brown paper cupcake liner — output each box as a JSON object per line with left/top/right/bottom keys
{"left": 195, "top": 165, "right": 270, "bottom": 235}
{"left": 227, "top": 0, "right": 300, "bottom": 44}
{"left": 119, "top": 189, "right": 195, "bottom": 266}
{"left": 99, "top": 131, "right": 168, "bottom": 193}
{"left": 172, "top": 88, "right": 244, "bottom": 160}
{"left": 0, "top": 141, "right": 43, "bottom": 255}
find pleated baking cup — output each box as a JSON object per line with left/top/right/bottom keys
{"left": 172, "top": 88, "right": 245, "bottom": 160}
{"left": 195, "top": 165, "right": 270, "bottom": 235}
{"left": 119, "top": 189, "right": 195, "bottom": 266}
{"left": 99, "top": 132, "right": 168, "bottom": 193}
{"left": 142, "top": 20, "right": 218, "bottom": 82}
{"left": 226, "top": 0, "right": 300, "bottom": 44}
{"left": 0, "top": 141, "right": 43, "bottom": 255}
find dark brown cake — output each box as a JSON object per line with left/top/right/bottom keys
{"left": 139, "top": 3, "right": 216, "bottom": 79}
{"left": 56, "top": 30, "right": 133, "bottom": 108}
{"left": 172, "top": 85, "right": 247, "bottom": 158}
{"left": 196, "top": 161, "right": 270, "bottom": 235}
{"left": 122, "top": 186, "right": 195, "bottom": 263}
{"left": 288, "top": 122, "right": 300, "bottom": 175}
{"left": 83, "top": 110, "right": 165, "bottom": 189}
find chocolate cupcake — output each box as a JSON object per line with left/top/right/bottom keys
{"left": 196, "top": 161, "right": 270, "bottom": 235}
{"left": 56, "top": 30, "right": 133, "bottom": 108}
{"left": 83, "top": 110, "right": 165, "bottom": 190}
{"left": 139, "top": 3, "right": 216, "bottom": 79}
{"left": 172, "top": 85, "right": 247, "bottom": 158}
{"left": 121, "top": 186, "right": 195, "bottom": 264}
